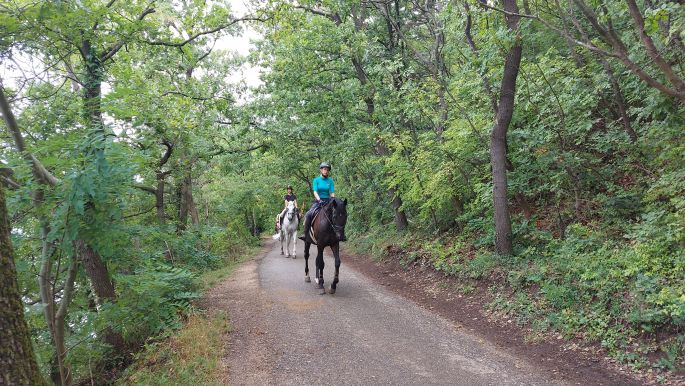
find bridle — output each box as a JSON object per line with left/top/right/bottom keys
{"left": 286, "top": 204, "right": 296, "bottom": 220}
{"left": 321, "top": 201, "right": 345, "bottom": 235}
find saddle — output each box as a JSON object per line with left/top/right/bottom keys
{"left": 279, "top": 210, "right": 301, "bottom": 228}
{"left": 306, "top": 206, "right": 326, "bottom": 244}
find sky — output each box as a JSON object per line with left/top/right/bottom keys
{"left": 222, "top": 0, "right": 264, "bottom": 90}
{"left": 0, "top": 0, "right": 264, "bottom": 94}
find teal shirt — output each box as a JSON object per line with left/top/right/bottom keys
{"left": 313, "top": 176, "right": 335, "bottom": 199}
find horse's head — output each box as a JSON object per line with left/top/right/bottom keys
{"left": 330, "top": 198, "right": 348, "bottom": 241}
{"left": 286, "top": 201, "right": 296, "bottom": 220}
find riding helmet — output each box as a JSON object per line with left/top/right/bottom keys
{"left": 287, "top": 184, "right": 293, "bottom": 189}
{"left": 319, "top": 162, "right": 332, "bottom": 170}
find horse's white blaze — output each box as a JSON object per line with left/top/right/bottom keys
{"left": 280, "top": 202, "right": 298, "bottom": 258}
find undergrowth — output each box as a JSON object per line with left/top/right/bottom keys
{"left": 348, "top": 224, "right": 685, "bottom": 375}
{"left": 116, "top": 311, "right": 230, "bottom": 386}
{"left": 112, "top": 233, "right": 259, "bottom": 385}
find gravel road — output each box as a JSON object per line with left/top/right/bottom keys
{"left": 203, "top": 240, "right": 588, "bottom": 385}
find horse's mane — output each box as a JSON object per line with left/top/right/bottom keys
{"left": 324, "top": 197, "right": 345, "bottom": 210}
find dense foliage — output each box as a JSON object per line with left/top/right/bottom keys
{"left": 248, "top": 0, "right": 685, "bottom": 374}
{"left": 1, "top": 1, "right": 269, "bottom": 383}
{"left": 1, "top": 0, "right": 684, "bottom": 383}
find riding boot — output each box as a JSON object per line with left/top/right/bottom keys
{"left": 298, "top": 212, "right": 314, "bottom": 244}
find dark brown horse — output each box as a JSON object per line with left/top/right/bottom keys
{"left": 303, "top": 198, "right": 348, "bottom": 294}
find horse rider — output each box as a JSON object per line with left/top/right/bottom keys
{"left": 276, "top": 185, "right": 298, "bottom": 230}
{"left": 300, "top": 162, "right": 338, "bottom": 243}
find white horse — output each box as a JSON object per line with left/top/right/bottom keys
{"left": 280, "top": 202, "right": 299, "bottom": 258}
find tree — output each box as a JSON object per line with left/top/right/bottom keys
{"left": 490, "top": 0, "right": 523, "bottom": 255}
{"left": 0, "top": 182, "right": 46, "bottom": 386}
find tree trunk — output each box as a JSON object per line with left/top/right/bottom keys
{"left": 155, "top": 172, "right": 166, "bottom": 224}
{"left": 75, "top": 240, "right": 126, "bottom": 351}
{"left": 251, "top": 207, "right": 258, "bottom": 236}
{"left": 0, "top": 183, "right": 46, "bottom": 386}
{"left": 491, "top": 0, "right": 523, "bottom": 256}
{"left": 80, "top": 46, "right": 127, "bottom": 351}
{"left": 177, "top": 181, "right": 187, "bottom": 232}
{"left": 187, "top": 174, "right": 200, "bottom": 226}
{"left": 38, "top": 222, "right": 73, "bottom": 386}
{"left": 345, "top": 7, "right": 409, "bottom": 232}
{"left": 375, "top": 138, "right": 409, "bottom": 231}
{"left": 177, "top": 160, "right": 200, "bottom": 230}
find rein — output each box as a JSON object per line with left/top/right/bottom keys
{"left": 320, "top": 202, "right": 344, "bottom": 235}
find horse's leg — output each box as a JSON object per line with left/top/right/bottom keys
{"left": 315, "top": 245, "right": 325, "bottom": 293}
{"left": 329, "top": 243, "right": 341, "bottom": 295}
{"left": 288, "top": 231, "right": 294, "bottom": 258}
{"left": 280, "top": 229, "right": 284, "bottom": 255}
{"left": 292, "top": 229, "right": 297, "bottom": 258}
{"left": 304, "top": 241, "right": 311, "bottom": 282}
{"left": 285, "top": 231, "right": 290, "bottom": 258}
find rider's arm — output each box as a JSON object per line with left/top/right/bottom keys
{"left": 294, "top": 199, "right": 298, "bottom": 208}
{"left": 284, "top": 199, "right": 288, "bottom": 209}
{"left": 312, "top": 178, "right": 320, "bottom": 201}
{"left": 329, "top": 179, "right": 335, "bottom": 198}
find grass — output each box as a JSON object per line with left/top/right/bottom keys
{"left": 116, "top": 311, "right": 230, "bottom": 386}
{"left": 117, "top": 243, "right": 261, "bottom": 385}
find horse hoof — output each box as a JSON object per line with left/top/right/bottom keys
{"left": 305, "top": 276, "right": 311, "bottom": 283}
{"left": 319, "top": 289, "right": 327, "bottom": 295}
{"left": 280, "top": 252, "right": 284, "bottom": 255}
{"left": 328, "top": 287, "right": 336, "bottom": 295}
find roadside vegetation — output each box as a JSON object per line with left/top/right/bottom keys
{"left": 116, "top": 249, "right": 255, "bottom": 386}
{"left": 2, "top": 0, "right": 683, "bottom": 383}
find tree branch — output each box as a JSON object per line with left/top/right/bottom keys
{"left": 294, "top": 5, "right": 341, "bottom": 24}
{"left": 478, "top": 2, "right": 616, "bottom": 57}
{"left": 123, "top": 206, "right": 156, "bottom": 219}
{"left": 208, "top": 143, "right": 268, "bottom": 157}
{"left": 160, "top": 90, "right": 217, "bottom": 100}
{"left": 0, "top": 84, "right": 60, "bottom": 186}
{"left": 143, "top": 16, "right": 266, "bottom": 48}
{"left": 54, "top": 259, "right": 78, "bottom": 322}
{"left": 482, "top": 0, "right": 684, "bottom": 101}
{"left": 624, "top": 0, "right": 685, "bottom": 96}
{"left": 99, "top": 6, "right": 157, "bottom": 63}
{"left": 133, "top": 184, "right": 157, "bottom": 194}
{"left": 159, "top": 139, "right": 174, "bottom": 167}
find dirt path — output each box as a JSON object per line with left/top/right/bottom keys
{"left": 201, "top": 240, "right": 644, "bottom": 385}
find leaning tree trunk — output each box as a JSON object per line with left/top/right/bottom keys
{"left": 491, "top": 0, "right": 523, "bottom": 256}
{"left": 0, "top": 183, "right": 46, "bottom": 386}
{"left": 2, "top": 84, "right": 73, "bottom": 383}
